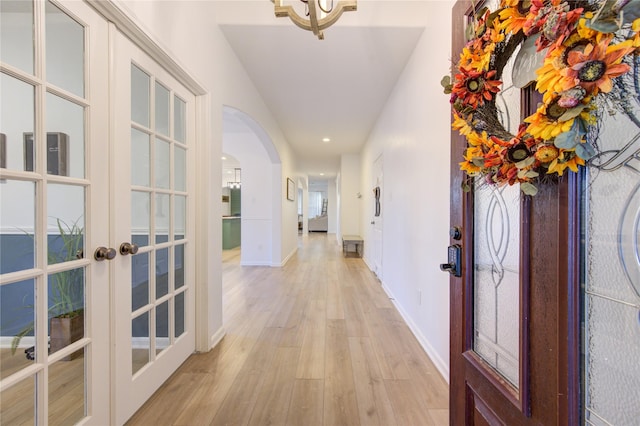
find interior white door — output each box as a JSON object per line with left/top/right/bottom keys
{"left": 0, "top": 0, "right": 110, "bottom": 424}
{"left": 111, "top": 29, "right": 196, "bottom": 425}
{"left": 371, "top": 154, "right": 383, "bottom": 277}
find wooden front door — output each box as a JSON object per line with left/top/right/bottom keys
{"left": 447, "top": 1, "right": 580, "bottom": 424}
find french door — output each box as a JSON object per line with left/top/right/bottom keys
{"left": 0, "top": 1, "right": 110, "bottom": 424}
{"left": 111, "top": 29, "right": 196, "bottom": 425}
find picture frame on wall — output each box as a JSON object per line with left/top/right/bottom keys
{"left": 287, "top": 177, "right": 295, "bottom": 201}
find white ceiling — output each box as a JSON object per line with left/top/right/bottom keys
{"left": 215, "top": 1, "right": 431, "bottom": 177}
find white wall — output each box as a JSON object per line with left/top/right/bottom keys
{"left": 223, "top": 131, "right": 273, "bottom": 266}
{"left": 340, "top": 154, "right": 362, "bottom": 238}
{"left": 360, "top": 0, "right": 454, "bottom": 381}
{"left": 119, "top": 0, "right": 299, "bottom": 348}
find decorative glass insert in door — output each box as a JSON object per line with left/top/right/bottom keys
{"left": 582, "top": 82, "right": 640, "bottom": 424}
{"left": 129, "top": 63, "right": 188, "bottom": 375}
{"left": 472, "top": 7, "right": 522, "bottom": 387}
{"left": 1, "top": 1, "right": 90, "bottom": 423}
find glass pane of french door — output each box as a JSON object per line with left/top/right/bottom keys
{"left": 114, "top": 30, "right": 195, "bottom": 425}
{"left": 471, "top": 0, "right": 521, "bottom": 388}
{"left": 583, "top": 88, "right": 640, "bottom": 425}
{"left": 0, "top": 1, "right": 110, "bottom": 424}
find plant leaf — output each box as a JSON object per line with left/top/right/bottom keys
{"left": 575, "top": 142, "right": 596, "bottom": 160}
{"left": 515, "top": 156, "right": 535, "bottom": 169}
{"left": 622, "top": 0, "right": 640, "bottom": 24}
{"left": 554, "top": 129, "right": 579, "bottom": 149}
{"left": 520, "top": 182, "right": 538, "bottom": 196}
{"left": 558, "top": 105, "right": 587, "bottom": 121}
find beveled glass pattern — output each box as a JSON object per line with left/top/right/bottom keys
{"left": 473, "top": 182, "right": 521, "bottom": 387}
{"left": 584, "top": 100, "right": 640, "bottom": 425}
{"left": 45, "top": 1, "right": 84, "bottom": 97}
{"left": 0, "top": 73, "right": 34, "bottom": 172}
{"left": 472, "top": 25, "right": 521, "bottom": 388}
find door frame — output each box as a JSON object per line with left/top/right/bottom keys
{"left": 448, "top": 1, "right": 582, "bottom": 424}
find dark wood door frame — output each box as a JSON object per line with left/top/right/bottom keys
{"left": 448, "top": 1, "right": 582, "bottom": 424}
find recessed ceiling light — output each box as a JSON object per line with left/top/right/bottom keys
{"left": 320, "top": 173, "right": 325, "bottom": 176}
{"left": 221, "top": 156, "right": 227, "bottom": 160}
{"left": 322, "top": 138, "right": 330, "bottom": 143}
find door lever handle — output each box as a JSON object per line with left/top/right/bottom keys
{"left": 119, "top": 242, "right": 139, "bottom": 255}
{"left": 94, "top": 247, "right": 116, "bottom": 261}
{"left": 440, "top": 263, "right": 455, "bottom": 272}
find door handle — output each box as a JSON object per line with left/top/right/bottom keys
{"left": 119, "top": 242, "right": 139, "bottom": 255}
{"left": 94, "top": 247, "right": 116, "bottom": 261}
{"left": 440, "top": 244, "right": 462, "bottom": 277}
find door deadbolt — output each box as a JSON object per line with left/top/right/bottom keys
{"left": 119, "top": 242, "right": 139, "bottom": 256}
{"left": 94, "top": 247, "right": 116, "bottom": 261}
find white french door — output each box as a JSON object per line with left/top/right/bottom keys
{"left": 0, "top": 0, "right": 110, "bottom": 424}
{"left": 111, "top": 29, "right": 196, "bottom": 425}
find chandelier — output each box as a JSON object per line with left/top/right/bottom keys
{"left": 273, "top": 0, "right": 357, "bottom": 40}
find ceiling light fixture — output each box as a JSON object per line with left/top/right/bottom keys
{"left": 272, "top": 0, "right": 357, "bottom": 40}
{"left": 322, "top": 137, "right": 331, "bottom": 143}
{"left": 228, "top": 168, "right": 241, "bottom": 189}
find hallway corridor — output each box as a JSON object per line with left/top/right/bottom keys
{"left": 127, "top": 233, "right": 449, "bottom": 425}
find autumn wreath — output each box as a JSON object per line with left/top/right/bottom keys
{"left": 443, "top": 0, "right": 640, "bottom": 195}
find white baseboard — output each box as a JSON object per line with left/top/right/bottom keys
{"left": 274, "top": 247, "right": 297, "bottom": 267}
{"left": 240, "top": 260, "right": 271, "bottom": 266}
{"left": 209, "top": 327, "right": 225, "bottom": 350}
{"left": 380, "top": 281, "right": 450, "bottom": 384}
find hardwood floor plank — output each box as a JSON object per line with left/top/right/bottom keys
{"left": 324, "top": 319, "right": 360, "bottom": 426}
{"left": 385, "top": 379, "right": 436, "bottom": 426}
{"left": 210, "top": 327, "right": 283, "bottom": 425}
{"left": 295, "top": 299, "right": 326, "bottom": 379}
{"left": 247, "top": 347, "right": 300, "bottom": 426}
{"left": 286, "top": 379, "right": 324, "bottom": 426}
{"left": 348, "top": 337, "right": 398, "bottom": 426}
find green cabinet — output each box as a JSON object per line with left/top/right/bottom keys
{"left": 222, "top": 217, "right": 241, "bottom": 249}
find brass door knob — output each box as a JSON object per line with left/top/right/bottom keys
{"left": 94, "top": 247, "right": 116, "bottom": 261}
{"left": 119, "top": 242, "right": 139, "bottom": 255}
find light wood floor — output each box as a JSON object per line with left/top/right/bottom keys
{"left": 127, "top": 233, "right": 449, "bottom": 425}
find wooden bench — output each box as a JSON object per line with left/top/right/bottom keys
{"left": 342, "top": 235, "right": 363, "bottom": 257}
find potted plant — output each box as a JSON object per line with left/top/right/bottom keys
{"left": 11, "top": 218, "right": 85, "bottom": 360}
